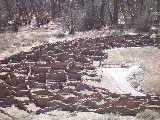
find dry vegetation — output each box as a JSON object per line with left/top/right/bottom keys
{"left": 0, "top": 107, "right": 135, "bottom": 120}
{"left": 0, "top": 23, "right": 128, "bottom": 60}
{"left": 0, "top": 109, "right": 160, "bottom": 120}
{"left": 136, "top": 109, "right": 160, "bottom": 120}
{"left": 105, "top": 47, "right": 160, "bottom": 95}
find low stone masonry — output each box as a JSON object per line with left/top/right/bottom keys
{"left": 0, "top": 35, "right": 160, "bottom": 115}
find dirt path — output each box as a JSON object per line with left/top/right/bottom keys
{"left": 97, "top": 66, "right": 146, "bottom": 96}
{"left": 84, "top": 69, "right": 125, "bottom": 94}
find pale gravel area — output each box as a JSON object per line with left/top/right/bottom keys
{"left": 97, "top": 66, "right": 145, "bottom": 96}
{"left": 84, "top": 69, "right": 125, "bottom": 94}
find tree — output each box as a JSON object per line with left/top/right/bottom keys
{"left": 51, "top": 0, "right": 58, "bottom": 19}
{"left": 0, "top": 1, "right": 2, "bottom": 32}
{"left": 112, "top": 0, "right": 119, "bottom": 25}
{"left": 0, "top": 0, "right": 158, "bottom": 33}
{"left": 100, "top": 0, "right": 106, "bottom": 26}
{"left": 69, "top": 0, "right": 74, "bottom": 34}
{"left": 157, "top": 0, "right": 160, "bottom": 25}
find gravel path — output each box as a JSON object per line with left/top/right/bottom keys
{"left": 84, "top": 70, "right": 125, "bottom": 94}
{"left": 97, "top": 66, "right": 146, "bottom": 96}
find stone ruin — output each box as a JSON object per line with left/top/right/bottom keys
{"left": 0, "top": 35, "right": 160, "bottom": 115}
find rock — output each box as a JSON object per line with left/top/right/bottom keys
{"left": 150, "top": 33, "right": 157, "bottom": 38}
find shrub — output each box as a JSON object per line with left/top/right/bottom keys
{"left": 136, "top": 109, "right": 160, "bottom": 120}
{"left": 55, "top": 32, "right": 65, "bottom": 38}
{"left": 134, "top": 15, "right": 151, "bottom": 32}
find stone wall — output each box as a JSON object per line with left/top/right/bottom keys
{"left": 0, "top": 35, "right": 159, "bottom": 115}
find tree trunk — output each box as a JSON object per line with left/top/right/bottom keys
{"left": 0, "top": 3, "right": 2, "bottom": 32}
{"left": 69, "top": 11, "right": 74, "bottom": 34}
{"left": 119, "top": 0, "right": 127, "bottom": 24}
{"left": 87, "top": 0, "right": 96, "bottom": 30}
{"left": 106, "top": 0, "right": 112, "bottom": 27}
{"left": 126, "top": 0, "right": 136, "bottom": 27}
{"left": 69, "top": 0, "right": 74, "bottom": 34}
{"left": 15, "top": 0, "right": 22, "bottom": 25}
{"left": 4, "top": 0, "right": 13, "bottom": 21}
{"left": 21, "top": 0, "right": 30, "bottom": 25}
{"left": 157, "top": 0, "right": 160, "bottom": 25}
{"left": 112, "top": 0, "right": 119, "bottom": 25}
{"left": 139, "top": 0, "right": 144, "bottom": 15}
{"left": 51, "top": 0, "right": 57, "bottom": 19}
{"left": 29, "top": 0, "right": 40, "bottom": 28}
{"left": 100, "top": 0, "right": 106, "bottom": 26}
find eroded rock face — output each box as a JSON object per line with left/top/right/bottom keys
{"left": 0, "top": 35, "right": 160, "bottom": 115}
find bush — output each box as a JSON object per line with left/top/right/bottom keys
{"left": 134, "top": 15, "right": 151, "bottom": 32}
{"left": 54, "top": 32, "right": 65, "bottom": 38}
{"left": 136, "top": 109, "right": 160, "bottom": 120}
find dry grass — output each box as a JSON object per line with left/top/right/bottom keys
{"left": 0, "top": 29, "right": 59, "bottom": 60}
{"left": 1, "top": 110, "right": 160, "bottom": 120}
{"left": 107, "top": 48, "right": 160, "bottom": 95}
{"left": 0, "top": 24, "right": 137, "bottom": 60}
{"left": 0, "top": 109, "right": 135, "bottom": 120}
{"left": 136, "top": 109, "right": 160, "bottom": 120}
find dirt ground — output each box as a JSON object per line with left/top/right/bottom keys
{"left": 105, "top": 47, "right": 160, "bottom": 95}
{"left": 0, "top": 23, "right": 160, "bottom": 119}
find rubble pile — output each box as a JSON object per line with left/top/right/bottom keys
{"left": 0, "top": 35, "right": 159, "bottom": 115}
